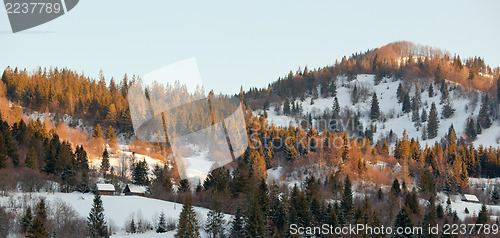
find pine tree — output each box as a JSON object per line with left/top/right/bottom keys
{"left": 442, "top": 101, "right": 455, "bottom": 119}
{"left": 21, "top": 207, "right": 32, "bottom": 233}
{"left": 156, "top": 212, "right": 167, "bottom": 233}
{"left": 428, "top": 84, "right": 434, "bottom": 98}
{"left": 476, "top": 203, "right": 489, "bottom": 225}
{"left": 245, "top": 191, "right": 266, "bottom": 238}
{"left": 93, "top": 124, "right": 103, "bottom": 138}
{"left": 28, "top": 199, "right": 48, "bottom": 238}
{"left": 132, "top": 159, "right": 149, "bottom": 185}
{"left": 402, "top": 92, "right": 411, "bottom": 113}
{"left": 370, "top": 93, "right": 380, "bottom": 120}
{"left": 421, "top": 108, "right": 428, "bottom": 122}
{"left": 106, "top": 125, "right": 117, "bottom": 145}
{"left": 440, "top": 85, "right": 449, "bottom": 104}
{"left": 332, "top": 96, "right": 340, "bottom": 116}
{"left": 329, "top": 80, "right": 337, "bottom": 97}
{"left": 283, "top": 97, "right": 291, "bottom": 115}
{"left": 101, "top": 149, "right": 110, "bottom": 176}
{"left": 391, "top": 179, "right": 401, "bottom": 197}
{"left": 25, "top": 147, "right": 38, "bottom": 170}
{"left": 87, "top": 194, "right": 109, "bottom": 238}
{"left": 205, "top": 199, "right": 225, "bottom": 238}
{"left": 492, "top": 187, "right": 500, "bottom": 205}
{"left": 427, "top": 103, "right": 439, "bottom": 139}
{"left": 397, "top": 82, "right": 405, "bottom": 103}
{"left": 175, "top": 194, "right": 200, "bottom": 238}
{"left": 465, "top": 118, "right": 477, "bottom": 140}
{"left": 127, "top": 219, "right": 136, "bottom": 233}
{"left": 351, "top": 85, "right": 359, "bottom": 104}
{"left": 393, "top": 207, "right": 413, "bottom": 238}
{"left": 230, "top": 207, "right": 245, "bottom": 238}
{"left": 341, "top": 176, "right": 354, "bottom": 222}
{"left": 179, "top": 179, "right": 191, "bottom": 192}
{"left": 478, "top": 95, "right": 492, "bottom": 129}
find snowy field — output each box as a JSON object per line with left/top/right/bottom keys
{"left": 0, "top": 192, "right": 232, "bottom": 237}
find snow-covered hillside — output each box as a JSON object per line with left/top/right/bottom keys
{"left": 256, "top": 74, "right": 500, "bottom": 148}
{"left": 0, "top": 192, "right": 232, "bottom": 237}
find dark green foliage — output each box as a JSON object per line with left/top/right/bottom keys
{"left": 391, "top": 178, "right": 401, "bottom": 197}
{"left": 87, "top": 194, "right": 108, "bottom": 238}
{"left": 25, "top": 147, "right": 38, "bottom": 170}
{"left": 341, "top": 176, "right": 354, "bottom": 222}
{"left": 283, "top": 97, "right": 291, "bottom": 115}
{"left": 175, "top": 194, "right": 200, "bottom": 238}
{"left": 156, "top": 212, "right": 167, "bottom": 233}
{"left": 402, "top": 92, "right": 411, "bottom": 113}
{"left": 28, "top": 199, "right": 48, "bottom": 238}
{"left": 393, "top": 207, "right": 414, "bottom": 238}
{"left": 441, "top": 101, "right": 455, "bottom": 119}
{"left": 478, "top": 95, "right": 492, "bottom": 129}
{"left": 132, "top": 159, "right": 149, "bottom": 185}
{"left": 419, "top": 167, "right": 436, "bottom": 195}
{"left": 465, "top": 117, "right": 477, "bottom": 140}
{"left": 101, "top": 149, "right": 110, "bottom": 175}
{"left": 428, "top": 84, "right": 434, "bottom": 97}
{"left": 397, "top": 82, "right": 405, "bottom": 103}
{"left": 427, "top": 103, "right": 439, "bottom": 139}
{"left": 351, "top": 85, "right": 359, "bottom": 104}
{"left": 205, "top": 199, "right": 225, "bottom": 238}
{"left": 492, "top": 187, "right": 500, "bottom": 205}
{"left": 476, "top": 203, "right": 489, "bottom": 225}
{"left": 178, "top": 179, "right": 191, "bottom": 193}
{"left": 370, "top": 92, "right": 380, "bottom": 120}
{"left": 21, "top": 207, "right": 32, "bottom": 233}
{"left": 230, "top": 207, "right": 245, "bottom": 238}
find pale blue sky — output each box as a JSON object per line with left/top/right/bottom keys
{"left": 1, "top": 0, "right": 499, "bottom": 94}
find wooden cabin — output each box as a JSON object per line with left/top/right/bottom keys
{"left": 123, "top": 184, "right": 147, "bottom": 196}
{"left": 96, "top": 183, "right": 115, "bottom": 196}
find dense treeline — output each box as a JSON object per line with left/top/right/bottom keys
{"left": 0, "top": 111, "right": 91, "bottom": 192}
{"left": 243, "top": 41, "right": 500, "bottom": 110}
{"left": 1, "top": 67, "right": 134, "bottom": 135}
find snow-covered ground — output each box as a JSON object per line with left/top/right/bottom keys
{"left": 0, "top": 192, "right": 232, "bottom": 237}
{"left": 437, "top": 192, "right": 500, "bottom": 221}
{"left": 255, "top": 74, "right": 500, "bottom": 148}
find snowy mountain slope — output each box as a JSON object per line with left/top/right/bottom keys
{"left": 256, "top": 74, "right": 500, "bottom": 148}
{"left": 0, "top": 192, "right": 232, "bottom": 237}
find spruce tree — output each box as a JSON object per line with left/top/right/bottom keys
{"left": 28, "top": 199, "right": 48, "bottom": 238}
{"left": 428, "top": 84, "right": 434, "bottom": 98}
{"left": 370, "top": 93, "right": 380, "bottom": 120}
{"left": 93, "top": 124, "right": 103, "bottom": 138}
{"left": 402, "top": 93, "right": 411, "bottom": 113}
{"left": 393, "top": 207, "right": 413, "bottom": 238}
{"left": 25, "top": 147, "right": 38, "bottom": 170}
{"left": 106, "top": 125, "right": 117, "bottom": 145}
{"left": 21, "top": 207, "right": 32, "bottom": 233}
{"left": 465, "top": 118, "right": 477, "bottom": 140}
{"left": 283, "top": 97, "right": 291, "bottom": 115}
{"left": 476, "top": 203, "right": 489, "bottom": 225}
{"left": 87, "top": 194, "right": 109, "bottom": 238}
{"left": 132, "top": 159, "right": 149, "bottom": 185}
{"left": 441, "top": 101, "right": 455, "bottom": 119}
{"left": 156, "top": 212, "right": 167, "bottom": 233}
{"left": 341, "top": 176, "right": 354, "bottom": 222}
{"left": 127, "top": 219, "right": 136, "bottom": 233}
{"left": 397, "top": 82, "right": 405, "bottom": 103}
{"left": 427, "top": 103, "right": 439, "bottom": 139}
{"left": 230, "top": 207, "right": 245, "bottom": 238}
{"left": 175, "top": 194, "right": 200, "bottom": 238}
{"left": 101, "top": 149, "right": 110, "bottom": 175}
{"left": 391, "top": 179, "right": 401, "bottom": 197}
{"left": 245, "top": 192, "right": 266, "bottom": 238}
{"left": 478, "top": 95, "right": 491, "bottom": 129}
{"left": 205, "top": 199, "right": 226, "bottom": 238}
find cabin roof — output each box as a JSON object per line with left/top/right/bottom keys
{"left": 96, "top": 183, "right": 115, "bottom": 192}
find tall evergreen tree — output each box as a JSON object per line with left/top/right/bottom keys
{"left": 370, "top": 92, "right": 380, "bottom": 120}
{"left": 465, "top": 118, "right": 477, "bottom": 140}
{"left": 27, "top": 199, "right": 48, "bottom": 238}
{"left": 402, "top": 92, "right": 411, "bottom": 113}
{"left": 394, "top": 207, "right": 414, "bottom": 238}
{"left": 106, "top": 125, "right": 117, "bottom": 145}
{"left": 21, "top": 207, "right": 32, "bottom": 234}
{"left": 230, "top": 207, "right": 245, "bottom": 238}
{"left": 101, "top": 149, "right": 110, "bottom": 175}
{"left": 441, "top": 101, "right": 455, "bottom": 119}
{"left": 132, "top": 159, "right": 149, "bottom": 185}
{"left": 205, "top": 199, "right": 226, "bottom": 238}
{"left": 87, "top": 194, "right": 109, "bottom": 238}
{"left": 478, "top": 95, "right": 492, "bottom": 129}
{"left": 25, "top": 147, "right": 38, "bottom": 170}
{"left": 156, "top": 212, "right": 167, "bottom": 233}
{"left": 283, "top": 97, "right": 291, "bottom": 115}
{"left": 175, "top": 194, "right": 200, "bottom": 238}
{"left": 341, "top": 176, "right": 354, "bottom": 222}
{"left": 93, "top": 124, "right": 103, "bottom": 138}
{"left": 397, "top": 82, "right": 405, "bottom": 103}
{"left": 427, "top": 103, "right": 439, "bottom": 139}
